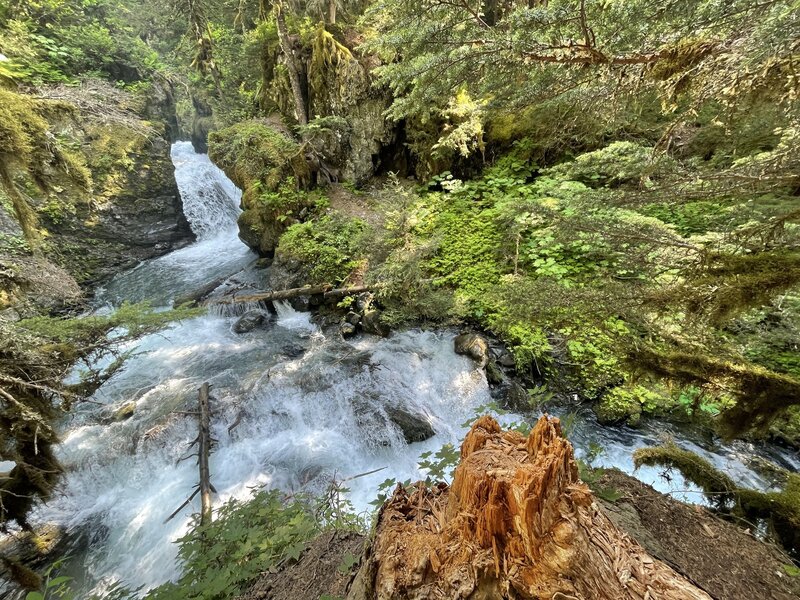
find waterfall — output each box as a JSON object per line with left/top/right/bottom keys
{"left": 19, "top": 143, "right": 798, "bottom": 598}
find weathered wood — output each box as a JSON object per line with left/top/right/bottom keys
{"left": 208, "top": 284, "right": 378, "bottom": 306}
{"left": 348, "top": 415, "right": 713, "bottom": 600}
{"left": 198, "top": 382, "right": 213, "bottom": 527}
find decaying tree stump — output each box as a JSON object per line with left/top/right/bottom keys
{"left": 348, "top": 415, "right": 712, "bottom": 600}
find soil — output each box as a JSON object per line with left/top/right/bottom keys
{"left": 235, "top": 530, "right": 366, "bottom": 600}
{"left": 596, "top": 469, "right": 800, "bottom": 600}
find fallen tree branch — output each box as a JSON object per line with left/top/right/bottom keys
{"left": 208, "top": 284, "right": 381, "bottom": 306}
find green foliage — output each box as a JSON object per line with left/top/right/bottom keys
{"left": 277, "top": 215, "right": 368, "bottom": 284}
{"left": 0, "top": 0, "right": 162, "bottom": 84}
{"left": 546, "top": 142, "right": 673, "bottom": 188}
{"left": 146, "top": 490, "right": 321, "bottom": 600}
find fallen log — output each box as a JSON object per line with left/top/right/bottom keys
{"left": 172, "top": 276, "right": 228, "bottom": 308}
{"left": 348, "top": 415, "right": 712, "bottom": 600}
{"left": 208, "top": 284, "right": 379, "bottom": 306}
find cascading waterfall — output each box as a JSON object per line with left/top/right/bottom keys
{"left": 24, "top": 143, "right": 799, "bottom": 597}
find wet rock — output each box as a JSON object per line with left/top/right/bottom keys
{"left": 454, "top": 333, "right": 490, "bottom": 368}
{"left": 485, "top": 360, "right": 506, "bottom": 386}
{"left": 289, "top": 296, "right": 310, "bottom": 312}
{"left": 345, "top": 311, "right": 361, "bottom": 326}
{"left": 309, "top": 293, "right": 325, "bottom": 307}
{"left": 254, "top": 257, "right": 273, "bottom": 269}
{"left": 280, "top": 343, "right": 307, "bottom": 359}
{"left": 362, "top": 309, "right": 391, "bottom": 338}
{"left": 232, "top": 309, "right": 271, "bottom": 334}
{"left": 497, "top": 350, "right": 516, "bottom": 368}
{"left": 386, "top": 407, "right": 435, "bottom": 443}
{"left": 340, "top": 321, "right": 357, "bottom": 338}
{"left": 505, "top": 382, "right": 530, "bottom": 411}
{"left": 113, "top": 401, "right": 136, "bottom": 422}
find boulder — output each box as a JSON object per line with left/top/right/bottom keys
{"left": 386, "top": 407, "right": 435, "bottom": 444}
{"left": 485, "top": 360, "right": 506, "bottom": 386}
{"left": 362, "top": 309, "right": 391, "bottom": 338}
{"left": 505, "top": 381, "right": 530, "bottom": 411}
{"left": 112, "top": 401, "right": 136, "bottom": 422}
{"left": 345, "top": 311, "right": 361, "bottom": 326}
{"left": 454, "top": 333, "right": 490, "bottom": 368}
{"left": 232, "top": 309, "right": 271, "bottom": 334}
{"left": 340, "top": 321, "right": 357, "bottom": 338}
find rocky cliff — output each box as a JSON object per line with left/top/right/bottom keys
{"left": 0, "top": 79, "right": 193, "bottom": 317}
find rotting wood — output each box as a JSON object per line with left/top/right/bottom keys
{"left": 207, "top": 284, "right": 380, "bottom": 306}
{"left": 347, "top": 415, "right": 713, "bottom": 600}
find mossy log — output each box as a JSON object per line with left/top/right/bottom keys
{"left": 349, "top": 416, "right": 711, "bottom": 600}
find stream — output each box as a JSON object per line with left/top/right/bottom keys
{"left": 20, "top": 142, "right": 800, "bottom": 597}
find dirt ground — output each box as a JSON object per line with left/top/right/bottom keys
{"left": 596, "top": 469, "right": 800, "bottom": 600}
{"left": 236, "top": 471, "right": 799, "bottom": 600}
{"left": 235, "top": 530, "right": 366, "bottom": 600}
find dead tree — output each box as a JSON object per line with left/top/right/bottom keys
{"left": 348, "top": 415, "right": 712, "bottom": 600}
{"left": 208, "top": 284, "right": 380, "bottom": 307}
{"left": 166, "top": 383, "right": 215, "bottom": 526}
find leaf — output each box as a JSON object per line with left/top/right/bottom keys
{"left": 26, "top": 593, "right": 45, "bottom": 600}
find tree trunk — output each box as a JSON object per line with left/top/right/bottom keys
{"left": 274, "top": 1, "right": 308, "bottom": 126}
{"left": 197, "top": 382, "right": 213, "bottom": 527}
{"left": 328, "top": 0, "right": 336, "bottom": 25}
{"left": 348, "top": 415, "right": 712, "bottom": 600}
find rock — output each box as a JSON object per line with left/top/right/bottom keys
{"left": 485, "top": 360, "right": 506, "bottom": 386}
{"left": 345, "top": 311, "right": 361, "bottom": 326}
{"left": 289, "top": 296, "right": 310, "bottom": 312}
{"left": 504, "top": 381, "right": 530, "bottom": 411}
{"left": 386, "top": 407, "right": 435, "bottom": 443}
{"left": 113, "top": 401, "right": 136, "bottom": 422}
{"left": 454, "top": 333, "right": 490, "bottom": 368}
{"left": 280, "top": 343, "right": 307, "bottom": 359}
{"left": 362, "top": 309, "right": 391, "bottom": 337}
{"left": 254, "top": 257, "right": 273, "bottom": 269}
{"left": 355, "top": 292, "right": 374, "bottom": 312}
{"left": 232, "top": 309, "right": 270, "bottom": 334}
{"left": 340, "top": 322, "right": 357, "bottom": 338}
{"left": 497, "top": 350, "right": 516, "bottom": 368}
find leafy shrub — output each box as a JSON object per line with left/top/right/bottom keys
{"left": 278, "top": 215, "right": 369, "bottom": 284}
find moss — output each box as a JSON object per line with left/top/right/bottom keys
{"left": 634, "top": 442, "right": 800, "bottom": 552}
{"left": 209, "top": 120, "right": 311, "bottom": 253}
{"left": 636, "top": 343, "right": 800, "bottom": 437}
{"left": 277, "top": 214, "right": 369, "bottom": 285}
{"left": 0, "top": 89, "right": 49, "bottom": 162}
{"left": 633, "top": 442, "right": 737, "bottom": 499}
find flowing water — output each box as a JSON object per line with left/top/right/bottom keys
{"left": 15, "top": 142, "right": 799, "bottom": 596}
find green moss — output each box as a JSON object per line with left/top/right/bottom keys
{"left": 634, "top": 442, "right": 800, "bottom": 552}
{"left": 0, "top": 89, "right": 49, "bottom": 161}
{"left": 595, "top": 384, "right": 670, "bottom": 426}
{"left": 634, "top": 442, "right": 737, "bottom": 498}
{"left": 277, "top": 215, "right": 369, "bottom": 285}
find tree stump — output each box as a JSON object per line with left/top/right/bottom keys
{"left": 348, "top": 415, "right": 711, "bottom": 600}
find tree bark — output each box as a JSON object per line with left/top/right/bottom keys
{"left": 348, "top": 415, "right": 712, "bottom": 600}
{"left": 197, "top": 382, "right": 213, "bottom": 527}
{"left": 275, "top": 1, "right": 308, "bottom": 126}
{"left": 328, "top": 0, "right": 337, "bottom": 25}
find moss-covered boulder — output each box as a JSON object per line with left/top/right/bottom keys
{"left": 305, "top": 26, "right": 393, "bottom": 185}
{"left": 208, "top": 119, "right": 311, "bottom": 254}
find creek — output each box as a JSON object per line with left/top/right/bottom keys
{"left": 27, "top": 142, "right": 800, "bottom": 597}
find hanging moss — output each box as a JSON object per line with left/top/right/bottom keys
{"left": 683, "top": 252, "right": 800, "bottom": 325}
{"left": 634, "top": 443, "right": 800, "bottom": 553}
{"left": 635, "top": 344, "right": 800, "bottom": 437}
{"left": 633, "top": 442, "right": 737, "bottom": 500}
{"left": 308, "top": 23, "right": 354, "bottom": 102}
